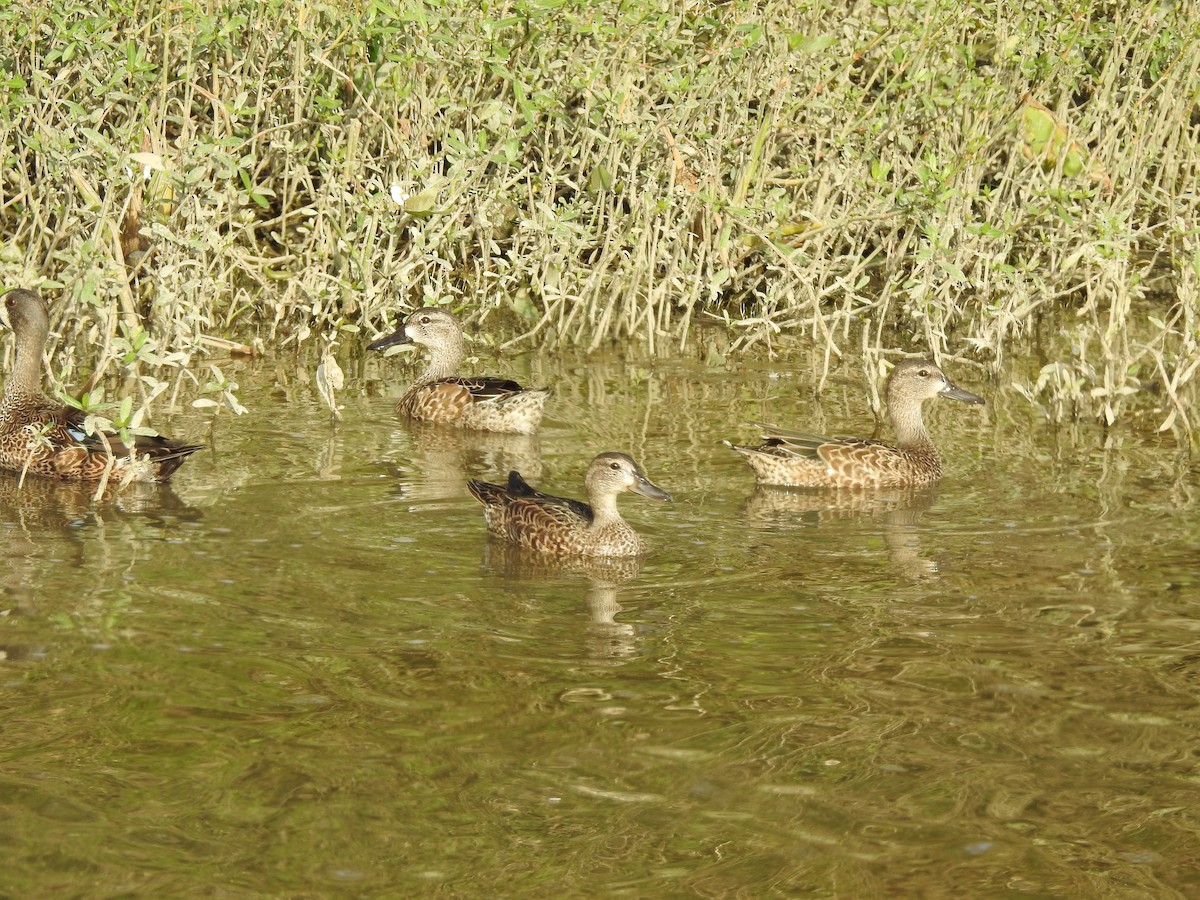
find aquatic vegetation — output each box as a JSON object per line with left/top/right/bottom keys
{"left": 0, "top": 0, "right": 1195, "bottom": 433}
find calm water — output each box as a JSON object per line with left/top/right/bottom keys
{"left": 2, "top": 343, "right": 1198, "bottom": 897}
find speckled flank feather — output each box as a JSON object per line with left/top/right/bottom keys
{"left": 398, "top": 376, "right": 551, "bottom": 435}
{"left": 729, "top": 359, "right": 984, "bottom": 488}
{"left": 466, "top": 452, "right": 671, "bottom": 558}
{"left": 734, "top": 435, "right": 944, "bottom": 488}
{"left": 369, "top": 308, "right": 550, "bottom": 434}
{"left": 0, "top": 289, "right": 202, "bottom": 484}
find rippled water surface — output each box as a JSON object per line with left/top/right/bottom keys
{"left": 3, "top": 344, "right": 1198, "bottom": 896}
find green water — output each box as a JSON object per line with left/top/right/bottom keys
{"left": 2, "top": 346, "right": 1197, "bottom": 897}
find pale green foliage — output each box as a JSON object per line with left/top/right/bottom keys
{"left": 0, "top": 0, "right": 1197, "bottom": 431}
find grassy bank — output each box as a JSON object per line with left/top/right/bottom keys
{"left": 1, "top": 0, "right": 1198, "bottom": 432}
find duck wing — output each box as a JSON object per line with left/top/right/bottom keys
{"left": 468, "top": 471, "right": 592, "bottom": 550}
{"left": 58, "top": 407, "right": 201, "bottom": 478}
{"left": 751, "top": 423, "right": 888, "bottom": 460}
{"left": 5, "top": 394, "right": 199, "bottom": 482}
{"left": 444, "top": 376, "right": 528, "bottom": 402}
{"left": 499, "top": 494, "right": 594, "bottom": 546}
{"left": 505, "top": 470, "right": 593, "bottom": 522}
{"left": 814, "top": 438, "right": 911, "bottom": 482}
{"left": 468, "top": 471, "right": 593, "bottom": 525}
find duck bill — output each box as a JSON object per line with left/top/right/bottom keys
{"left": 633, "top": 475, "right": 672, "bottom": 502}
{"left": 367, "top": 326, "right": 412, "bottom": 352}
{"left": 939, "top": 382, "right": 985, "bottom": 405}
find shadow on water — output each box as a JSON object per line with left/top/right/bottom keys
{"left": 2, "top": 347, "right": 1199, "bottom": 896}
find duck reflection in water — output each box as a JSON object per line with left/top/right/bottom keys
{"left": 0, "top": 470, "right": 198, "bottom": 534}
{"left": 383, "top": 423, "right": 544, "bottom": 503}
{"left": 0, "top": 472, "right": 199, "bottom": 662}
{"left": 481, "top": 540, "right": 646, "bottom": 660}
{"left": 744, "top": 486, "right": 941, "bottom": 581}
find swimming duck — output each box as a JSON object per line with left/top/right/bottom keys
{"left": 368, "top": 308, "right": 550, "bottom": 434}
{"left": 728, "top": 359, "right": 984, "bottom": 487}
{"left": 467, "top": 452, "right": 671, "bottom": 557}
{"left": 0, "top": 288, "right": 201, "bottom": 483}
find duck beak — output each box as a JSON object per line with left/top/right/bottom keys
{"left": 367, "top": 325, "right": 412, "bottom": 352}
{"left": 632, "top": 473, "right": 672, "bottom": 502}
{"left": 939, "top": 380, "right": 985, "bottom": 405}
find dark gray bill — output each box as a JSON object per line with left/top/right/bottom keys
{"left": 633, "top": 475, "right": 672, "bottom": 502}
{"left": 367, "top": 326, "right": 412, "bottom": 351}
{"left": 939, "top": 382, "right": 985, "bottom": 405}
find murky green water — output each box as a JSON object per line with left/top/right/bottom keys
{"left": 3, "top": 344, "right": 1198, "bottom": 897}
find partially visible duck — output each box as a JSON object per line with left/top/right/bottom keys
{"left": 0, "top": 288, "right": 201, "bottom": 483}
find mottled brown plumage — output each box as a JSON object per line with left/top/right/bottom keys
{"left": 368, "top": 308, "right": 550, "bottom": 434}
{"left": 0, "top": 288, "right": 202, "bottom": 484}
{"left": 467, "top": 452, "right": 671, "bottom": 557}
{"left": 729, "top": 359, "right": 984, "bottom": 487}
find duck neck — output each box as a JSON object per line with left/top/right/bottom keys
{"left": 6, "top": 327, "right": 46, "bottom": 401}
{"left": 417, "top": 337, "right": 464, "bottom": 384}
{"left": 588, "top": 492, "right": 625, "bottom": 529}
{"left": 891, "top": 401, "right": 933, "bottom": 452}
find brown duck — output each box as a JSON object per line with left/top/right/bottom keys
{"left": 368, "top": 308, "right": 550, "bottom": 434}
{"left": 0, "top": 288, "right": 201, "bottom": 483}
{"left": 467, "top": 452, "right": 671, "bottom": 557}
{"left": 728, "top": 359, "right": 984, "bottom": 487}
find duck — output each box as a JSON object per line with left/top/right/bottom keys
{"left": 728, "top": 358, "right": 984, "bottom": 487}
{"left": 0, "top": 288, "right": 201, "bottom": 483}
{"left": 466, "top": 452, "right": 671, "bottom": 557}
{"left": 368, "top": 307, "right": 550, "bottom": 434}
